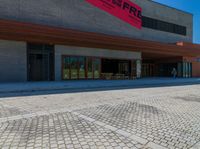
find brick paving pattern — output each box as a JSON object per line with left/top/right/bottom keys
{"left": 0, "top": 112, "right": 144, "bottom": 149}
{"left": 76, "top": 101, "right": 200, "bottom": 149}
{"left": 0, "top": 84, "right": 199, "bottom": 148}
{"left": 0, "top": 103, "right": 29, "bottom": 118}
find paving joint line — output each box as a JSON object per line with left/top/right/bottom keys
{"left": 190, "top": 140, "right": 200, "bottom": 149}
{"left": 69, "top": 111, "right": 168, "bottom": 149}
{"left": 0, "top": 107, "right": 170, "bottom": 149}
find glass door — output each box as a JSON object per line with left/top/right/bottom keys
{"left": 70, "top": 57, "right": 79, "bottom": 79}
{"left": 78, "top": 57, "right": 86, "bottom": 79}
{"left": 183, "top": 62, "right": 192, "bottom": 78}
{"left": 62, "top": 56, "right": 101, "bottom": 80}
{"left": 63, "top": 57, "right": 70, "bottom": 79}
{"left": 87, "top": 58, "right": 93, "bottom": 79}
{"left": 93, "top": 58, "right": 101, "bottom": 79}
{"left": 27, "top": 44, "right": 54, "bottom": 81}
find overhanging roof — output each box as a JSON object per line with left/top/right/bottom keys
{"left": 0, "top": 19, "right": 200, "bottom": 57}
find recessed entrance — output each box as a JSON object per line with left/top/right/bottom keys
{"left": 101, "top": 59, "right": 131, "bottom": 79}
{"left": 142, "top": 55, "right": 193, "bottom": 78}
{"left": 27, "top": 43, "right": 54, "bottom": 81}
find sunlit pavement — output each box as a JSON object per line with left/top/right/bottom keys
{"left": 0, "top": 81, "right": 200, "bottom": 149}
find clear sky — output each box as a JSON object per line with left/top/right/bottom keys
{"left": 152, "top": 0, "right": 200, "bottom": 44}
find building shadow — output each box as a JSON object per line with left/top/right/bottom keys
{"left": 0, "top": 78, "right": 200, "bottom": 98}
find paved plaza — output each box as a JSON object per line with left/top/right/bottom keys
{"left": 0, "top": 81, "right": 200, "bottom": 149}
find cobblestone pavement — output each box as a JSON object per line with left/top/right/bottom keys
{"left": 0, "top": 84, "right": 200, "bottom": 149}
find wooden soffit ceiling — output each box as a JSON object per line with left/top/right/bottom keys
{"left": 0, "top": 19, "right": 200, "bottom": 57}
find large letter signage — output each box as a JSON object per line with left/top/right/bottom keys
{"left": 86, "top": 0, "right": 142, "bottom": 29}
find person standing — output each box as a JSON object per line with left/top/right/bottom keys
{"left": 171, "top": 68, "right": 177, "bottom": 79}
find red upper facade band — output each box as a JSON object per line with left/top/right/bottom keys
{"left": 86, "top": 0, "right": 142, "bottom": 29}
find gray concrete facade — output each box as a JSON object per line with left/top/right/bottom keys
{"left": 55, "top": 45, "right": 141, "bottom": 81}
{"left": 0, "top": 0, "right": 193, "bottom": 43}
{"left": 0, "top": 40, "right": 27, "bottom": 82}
{"left": 0, "top": 0, "right": 194, "bottom": 82}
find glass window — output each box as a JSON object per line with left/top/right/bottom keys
{"left": 70, "top": 57, "right": 78, "bottom": 79}
{"left": 63, "top": 57, "right": 70, "bottom": 79}
{"left": 177, "top": 62, "right": 183, "bottom": 77}
{"left": 87, "top": 58, "right": 93, "bottom": 79}
{"left": 62, "top": 56, "right": 101, "bottom": 80}
{"left": 93, "top": 58, "right": 101, "bottom": 79}
{"left": 79, "top": 57, "right": 86, "bottom": 79}
{"left": 142, "top": 16, "right": 186, "bottom": 36}
{"left": 182, "top": 62, "right": 192, "bottom": 78}
{"left": 131, "top": 60, "right": 137, "bottom": 78}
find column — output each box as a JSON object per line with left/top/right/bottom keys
{"left": 136, "top": 59, "right": 142, "bottom": 78}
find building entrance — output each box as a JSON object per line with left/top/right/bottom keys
{"left": 142, "top": 61, "right": 192, "bottom": 78}
{"left": 158, "top": 63, "right": 178, "bottom": 77}
{"left": 142, "top": 63, "right": 155, "bottom": 77}
{"left": 27, "top": 44, "right": 54, "bottom": 81}
{"left": 101, "top": 59, "right": 131, "bottom": 79}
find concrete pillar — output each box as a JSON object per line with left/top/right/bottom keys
{"left": 136, "top": 60, "right": 142, "bottom": 78}
{"left": 0, "top": 40, "right": 27, "bottom": 82}
{"left": 54, "top": 52, "right": 62, "bottom": 81}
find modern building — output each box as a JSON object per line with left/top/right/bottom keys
{"left": 0, "top": 0, "right": 200, "bottom": 82}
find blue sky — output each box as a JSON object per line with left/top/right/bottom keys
{"left": 153, "top": 0, "right": 200, "bottom": 44}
